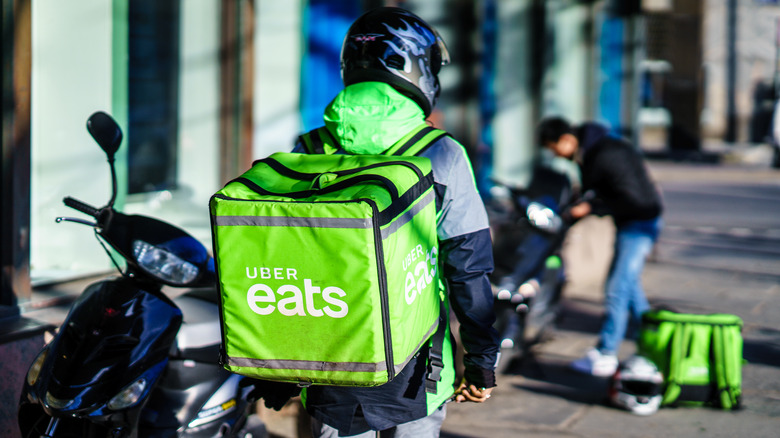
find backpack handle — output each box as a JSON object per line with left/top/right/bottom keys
{"left": 232, "top": 157, "right": 403, "bottom": 200}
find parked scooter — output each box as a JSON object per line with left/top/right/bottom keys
{"left": 487, "top": 166, "right": 580, "bottom": 358}
{"left": 18, "top": 112, "right": 267, "bottom": 438}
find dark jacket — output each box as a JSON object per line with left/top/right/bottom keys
{"left": 578, "top": 123, "right": 663, "bottom": 226}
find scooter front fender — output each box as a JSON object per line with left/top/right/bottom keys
{"left": 22, "top": 277, "right": 182, "bottom": 418}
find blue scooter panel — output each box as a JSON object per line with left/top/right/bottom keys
{"left": 32, "top": 278, "right": 183, "bottom": 415}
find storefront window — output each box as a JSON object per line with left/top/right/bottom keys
{"left": 127, "top": 0, "right": 180, "bottom": 194}
{"left": 28, "top": 0, "right": 220, "bottom": 288}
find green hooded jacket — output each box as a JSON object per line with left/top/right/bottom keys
{"left": 323, "top": 82, "right": 427, "bottom": 155}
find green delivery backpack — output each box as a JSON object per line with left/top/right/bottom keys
{"left": 210, "top": 125, "right": 448, "bottom": 387}
{"left": 638, "top": 309, "right": 744, "bottom": 410}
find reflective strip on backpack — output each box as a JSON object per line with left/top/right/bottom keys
{"left": 228, "top": 357, "right": 388, "bottom": 373}
{"left": 214, "top": 215, "right": 372, "bottom": 229}
{"left": 226, "top": 316, "right": 439, "bottom": 375}
{"left": 381, "top": 190, "right": 435, "bottom": 240}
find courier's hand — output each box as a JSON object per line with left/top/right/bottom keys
{"left": 243, "top": 378, "right": 301, "bottom": 411}
{"left": 454, "top": 381, "right": 493, "bottom": 403}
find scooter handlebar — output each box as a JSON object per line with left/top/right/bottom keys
{"left": 64, "top": 196, "right": 100, "bottom": 218}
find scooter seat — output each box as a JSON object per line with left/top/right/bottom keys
{"left": 171, "top": 293, "right": 223, "bottom": 363}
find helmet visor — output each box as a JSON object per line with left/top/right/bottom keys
{"left": 432, "top": 28, "right": 450, "bottom": 74}
{"left": 621, "top": 379, "right": 662, "bottom": 396}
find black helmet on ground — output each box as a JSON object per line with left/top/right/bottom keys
{"left": 340, "top": 7, "right": 451, "bottom": 116}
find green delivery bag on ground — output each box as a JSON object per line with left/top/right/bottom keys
{"left": 638, "top": 309, "right": 743, "bottom": 409}
{"left": 210, "top": 152, "right": 441, "bottom": 387}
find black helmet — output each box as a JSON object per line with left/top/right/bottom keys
{"left": 341, "top": 7, "right": 450, "bottom": 116}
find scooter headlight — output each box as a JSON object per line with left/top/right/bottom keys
{"left": 132, "top": 240, "right": 199, "bottom": 285}
{"left": 45, "top": 392, "right": 75, "bottom": 410}
{"left": 526, "top": 202, "right": 562, "bottom": 233}
{"left": 107, "top": 378, "right": 147, "bottom": 410}
{"left": 26, "top": 348, "right": 49, "bottom": 386}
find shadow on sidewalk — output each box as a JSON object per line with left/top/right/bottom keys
{"left": 441, "top": 432, "right": 476, "bottom": 438}
{"left": 743, "top": 326, "right": 780, "bottom": 368}
{"left": 504, "top": 350, "right": 611, "bottom": 407}
{"left": 556, "top": 298, "right": 603, "bottom": 335}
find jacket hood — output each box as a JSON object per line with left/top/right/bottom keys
{"left": 576, "top": 122, "right": 611, "bottom": 156}
{"left": 323, "top": 82, "right": 426, "bottom": 154}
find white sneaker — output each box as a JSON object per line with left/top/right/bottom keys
{"left": 571, "top": 348, "right": 618, "bottom": 377}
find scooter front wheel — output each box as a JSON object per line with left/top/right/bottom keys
{"left": 236, "top": 414, "right": 269, "bottom": 438}
{"left": 19, "top": 413, "right": 112, "bottom": 438}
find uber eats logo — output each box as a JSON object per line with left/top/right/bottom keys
{"left": 244, "top": 267, "right": 348, "bottom": 318}
{"left": 403, "top": 244, "right": 437, "bottom": 305}
{"left": 242, "top": 243, "right": 437, "bottom": 318}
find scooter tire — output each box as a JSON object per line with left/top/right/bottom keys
{"left": 19, "top": 414, "right": 104, "bottom": 438}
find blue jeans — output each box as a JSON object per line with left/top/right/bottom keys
{"left": 597, "top": 217, "right": 662, "bottom": 355}
{"left": 311, "top": 405, "right": 446, "bottom": 438}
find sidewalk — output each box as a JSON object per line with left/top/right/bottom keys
{"left": 643, "top": 139, "right": 776, "bottom": 167}
{"left": 439, "top": 211, "right": 780, "bottom": 438}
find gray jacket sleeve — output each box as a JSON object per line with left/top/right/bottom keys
{"left": 422, "top": 136, "right": 500, "bottom": 387}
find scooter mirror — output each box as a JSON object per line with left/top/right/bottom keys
{"left": 87, "top": 111, "right": 123, "bottom": 160}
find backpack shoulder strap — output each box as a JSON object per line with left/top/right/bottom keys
{"left": 299, "top": 124, "right": 449, "bottom": 157}
{"left": 663, "top": 321, "right": 686, "bottom": 405}
{"left": 385, "top": 123, "right": 451, "bottom": 395}
{"left": 712, "top": 322, "right": 742, "bottom": 409}
{"left": 711, "top": 324, "right": 730, "bottom": 408}
{"left": 385, "top": 124, "right": 450, "bottom": 157}
{"left": 425, "top": 299, "right": 447, "bottom": 394}
{"left": 297, "top": 127, "right": 342, "bottom": 155}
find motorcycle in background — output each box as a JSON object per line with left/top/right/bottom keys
{"left": 487, "top": 166, "right": 582, "bottom": 358}
{"left": 18, "top": 112, "right": 267, "bottom": 438}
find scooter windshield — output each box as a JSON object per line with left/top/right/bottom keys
{"left": 101, "top": 213, "right": 214, "bottom": 287}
